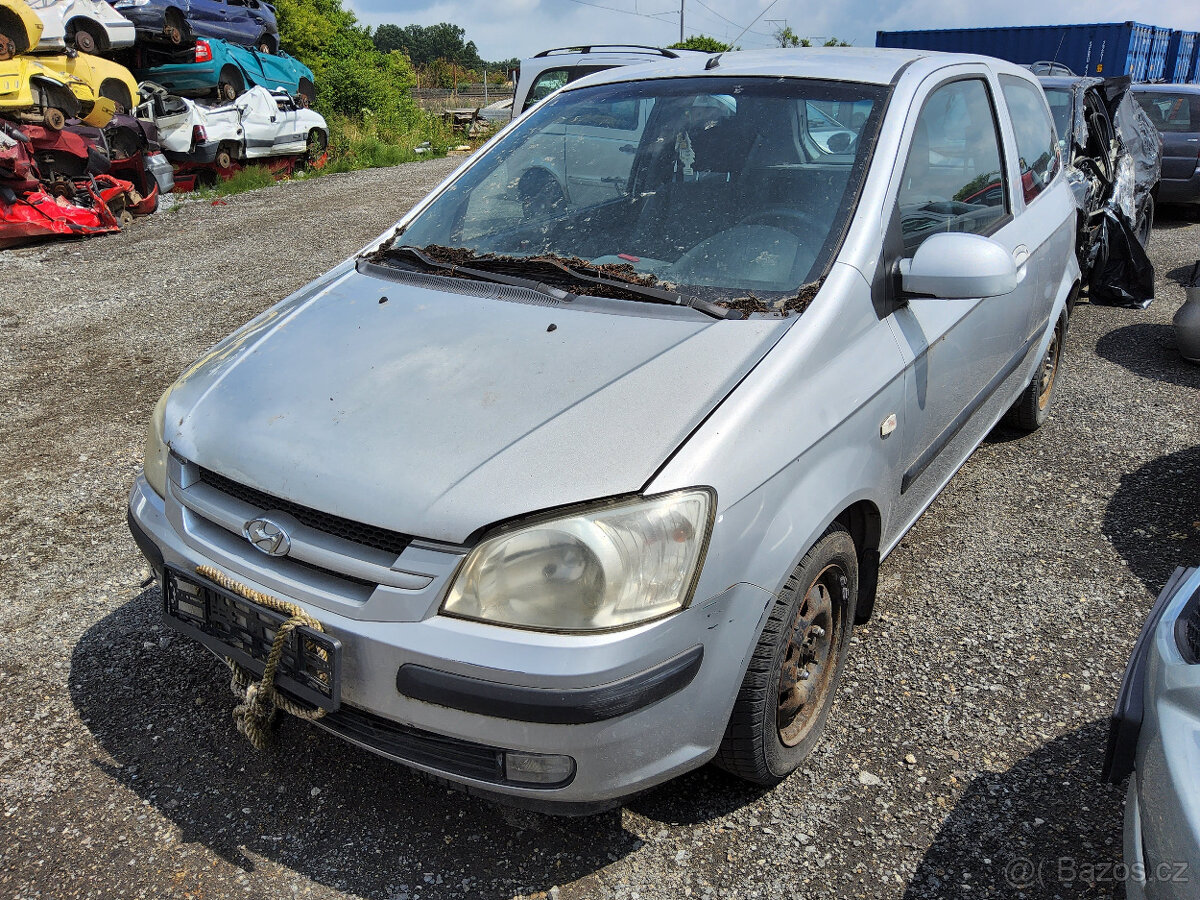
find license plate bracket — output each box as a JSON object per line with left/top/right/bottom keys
{"left": 163, "top": 567, "right": 341, "bottom": 712}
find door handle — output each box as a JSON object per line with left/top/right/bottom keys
{"left": 619, "top": 144, "right": 636, "bottom": 153}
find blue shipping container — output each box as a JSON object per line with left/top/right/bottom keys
{"left": 876, "top": 22, "right": 1163, "bottom": 79}
{"left": 1145, "top": 26, "right": 1173, "bottom": 81}
{"left": 1165, "top": 31, "right": 1198, "bottom": 83}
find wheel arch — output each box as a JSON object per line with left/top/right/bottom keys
{"left": 65, "top": 16, "right": 109, "bottom": 51}
{"left": 834, "top": 499, "right": 882, "bottom": 623}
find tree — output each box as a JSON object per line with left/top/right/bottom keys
{"left": 372, "top": 22, "right": 483, "bottom": 69}
{"left": 823, "top": 37, "right": 851, "bottom": 46}
{"left": 669, "top": 35, "right": 731, "bottom": 53}
{"left": 273, "top": 0, "right": 418, "bottom": 123}
{"left": 774, "top": 25, "right": 800, "bottom": 47}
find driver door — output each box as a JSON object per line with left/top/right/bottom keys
{"left": 885, "top": 72, "right": 1038, "bottom": 515}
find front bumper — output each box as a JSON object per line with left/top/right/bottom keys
{"left": 144, "top": 151, "right": 175, "bottom": 195}
{"left": 127, "top": 475, "right": 775, "bottom": 809}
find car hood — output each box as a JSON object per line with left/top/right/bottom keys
{"left": 165, "top": 264, "right": 787, "bottom": 543}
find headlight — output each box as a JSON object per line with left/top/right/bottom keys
{"left": 442, "top": 490, "right": 713, "bottom": 633}
{"left": 142, "top": 387, "right": 172, "bottom": 499}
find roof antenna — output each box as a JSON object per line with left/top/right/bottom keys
{"left": 1051, "top": 29, "right": 1067, "bottom": 72}
{"left": 706, "top": 0, "right": 782, "bottom": 69}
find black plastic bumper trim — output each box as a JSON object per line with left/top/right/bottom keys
{"left": 397, "top": 645, "right": 704, "bottom": 725}
{"left": 1102, "top": 566, "right": 1196, "bottom": 783}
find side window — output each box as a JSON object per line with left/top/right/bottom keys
{"left": 897, "top": 79, "right": 1009, "bottom": 255}
{"left": 1134, "top": 92, "right": 1196, "bottom": 133}
{"left": 525, "top": 69, "right": 570, "bottom": 111}
{"left": 999, "top": 75, "right": 1061, "bottom": 205}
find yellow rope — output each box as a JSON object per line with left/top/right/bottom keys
{"left": 195, "top": 565, "right": 328, "bottom": 749}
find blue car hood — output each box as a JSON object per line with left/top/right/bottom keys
{"left": 164, "top": 264, "right": 786, "bottom": 543}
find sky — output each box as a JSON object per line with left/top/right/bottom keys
{"left": 345, "top": 0, "right": 1199, "bottom": 62}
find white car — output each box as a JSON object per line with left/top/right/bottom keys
{"left": 137, "top": 83, "right": 327, "bottom": 168}
{"left": 23, "top": 0, "right": 135, "bottom": 53}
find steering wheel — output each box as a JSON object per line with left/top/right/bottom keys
{"left": 517, "top": 168, "right": 566, "bottom": 221}
{"left": 737, "top": 206, "right": 817, "bottom": 233}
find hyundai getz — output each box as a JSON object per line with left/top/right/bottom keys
{"left": 128, "top": 48, "right": 1079, "bottom": 813}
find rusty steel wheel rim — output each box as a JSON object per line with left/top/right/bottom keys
{"left": 1037, "top": 329, "right": 1060, "bottom": 411}
{"left": 777, "top": 564, "right": 841, "bottom": 747}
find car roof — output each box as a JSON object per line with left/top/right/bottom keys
{"left": 1038, "top": 76, "right": 1100, "bottom": 90}
{"left": 1132, "top": 83, "right": 1200, "bottom": 93}
{"left": 557, "top": 47, "right": 1030, "bottom": 88}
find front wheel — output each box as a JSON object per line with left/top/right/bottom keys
{"left": 1005, "top": 315, "right": 1066, "bottom": 432}
{"left": 715, "top": 523, "right": 857, "bottom": 785}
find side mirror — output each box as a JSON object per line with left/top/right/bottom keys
{"left": 898, "top": 232, "right": 1018, "bottom": 300}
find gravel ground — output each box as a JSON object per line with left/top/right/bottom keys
{"left": 1, "top": 161, "right": 1198, "bottom": 900}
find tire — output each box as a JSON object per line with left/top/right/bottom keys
{"left": 297, "top": 79, "right": 315, "bottom": 108}
{"left": 99, "top": 79, "right": 132, "bottom": 114}
{"left": 1004, "top": 314, "right": 1066, "bottom": 432}
{"left": 715, "top": 523, "right": 858, "bottom": 785}
{"left": 1135, "top": 194, "right": 1154, "bottom": 249}
{"left": 217, "top": 66, "right": 243, "bottom": 102}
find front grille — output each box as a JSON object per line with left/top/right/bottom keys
{"left": 320, "top": 706, "right": 506, "bottom": 783}
{"left": 1178, "top": 585, "right": 1200, "bottom": 665}
{"left": 198, "top": 467, "right": 411, "bottom": 558}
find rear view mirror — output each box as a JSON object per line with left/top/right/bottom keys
{"left": 899, "top": 233, "right": 1018, "bottom": 299}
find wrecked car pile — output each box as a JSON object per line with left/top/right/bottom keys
{"left": 1039, "top": 74, "right": 1163, "bottom": 308}
{"left": 1, "top": 0, "right": 324, "bottom": 248}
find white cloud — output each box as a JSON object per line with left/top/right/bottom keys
{"left": 346, "top": 0, "right": 1198, "bottom": 63}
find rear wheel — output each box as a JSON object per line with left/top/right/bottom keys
{"left": 99, "top": 79, "right": 133, "bottom": 114}
{"left": 715, "top": 523, "right": 858, "bottom": 784}
{"left": 297, "top": 79, "right": 315, "bottom": 108}
{"left": 257, "top": 34, "right": 275, "bottom": 54}
{"left": 1005, "top": 314, "right": 1065, "bottom": 432}
{"left": 217, "top": 66, "right": 243, "bottom": 102}
{"left": 163, "top": 10, "right": 189, "bottom": 46}
{"left": 304, "top": 128, "right": 327, "bottom": 165}
{"left": 0, "top": 34, "right": 15, "bottom": 61}
{"left": 44, "top": 107, "right": 66, "bottom": 131}
{"left": 215, "top": 146, "right": 233, "bottom": 170}
{"left": 69, "top": 24, "right": 99, "bottom": 54}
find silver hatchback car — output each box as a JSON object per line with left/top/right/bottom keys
{"left": 128, "top": 48, "right": 1079, "bottom": 813}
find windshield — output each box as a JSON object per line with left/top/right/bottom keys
{"left": 1044, "top": 88, "right": 1074, "bottom": 144}
{"left": 388, "top": 76, "right": 888, "bottom": 310}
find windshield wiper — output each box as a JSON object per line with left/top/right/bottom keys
{"left": 525, "top": 256, "right": 736, "bottom": 320}
{"left": 379, "top": 245, "right": 580, "bottom": 303}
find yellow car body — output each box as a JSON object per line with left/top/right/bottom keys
{"left": 37, "top": 50, "right": 139, "bottom": 111}
{"left": 0, "top": 0, "right": 43, "bottom": 57}
{"left": 0, "top": 0, "right": 134, "bottom": 126}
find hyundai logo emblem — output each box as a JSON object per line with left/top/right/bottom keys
{"left": 243, "top": 516, "right": 291, "bottom": 557}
